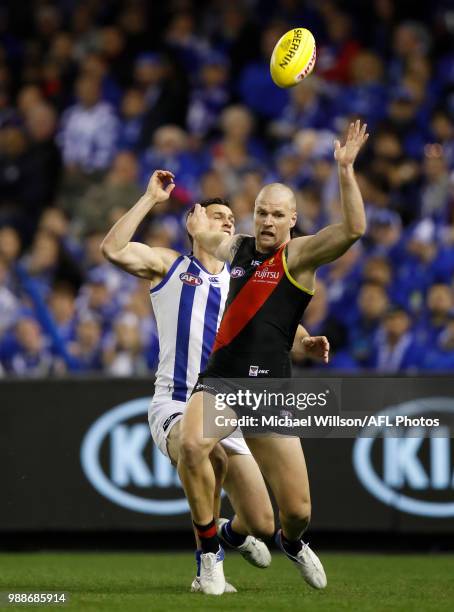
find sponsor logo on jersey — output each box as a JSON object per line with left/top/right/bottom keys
{"left": 179, "top": 272, "right": 202, "bottom": 286}
{"left": 251, "top": 260, "right": 262, "bottom": 267}
{"left": 231, "top": 266, "right": 245, "bottom": 278}
{"left": 208, "top": 276, "right": 220, "bottom": 283}
{"left": 249, "top": 365, "right": 270, "bottom": 376}
{"left": 254, "top": 267, "right": 280, "bottom": 282}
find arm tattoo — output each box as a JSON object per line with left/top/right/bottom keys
{"left": 228, "top": 235, "right": 244, "bottom": 263}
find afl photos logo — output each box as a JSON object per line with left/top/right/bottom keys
{"left": 179, "top": 272, "right": 202, "bottom": 286}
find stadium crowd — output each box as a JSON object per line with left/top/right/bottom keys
{"left": 0, "top": 0, "right": 453, "bottom": 376}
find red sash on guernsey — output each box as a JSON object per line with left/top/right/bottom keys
{"left": 213, "top": 244, "right": 286, "bottom": 353}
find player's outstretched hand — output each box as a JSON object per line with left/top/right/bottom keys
{"left": 334, "top": 120, "right": 369, "bottom": 167}
{"left": 146, "top": 170, "right": 175, "bottom": 202}
{"left": 187, "top": 203, "right": 210, "bottom": 237}
{"left": 301, "top": 335, "right": 330, "bottom": 363}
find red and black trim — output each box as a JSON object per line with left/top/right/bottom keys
{"left": 202, "top": 237, "right": 313, "bottom": 379}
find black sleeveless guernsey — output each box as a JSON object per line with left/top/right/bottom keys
{"left": 199, "top": 236, "right": 314, "bottom": 380}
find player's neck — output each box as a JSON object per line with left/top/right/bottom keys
{"left": 192, "top": 245, "right": 224, "bottom": 274}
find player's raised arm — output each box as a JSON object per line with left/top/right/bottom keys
{"left": 187, "top": 203, "right": 248, "bottom": 263}
{"left": 289, "top": 120, "right": 369, "bottom": 271}
{"left": 101, "top": 170, "right": 180, "bottom": 280}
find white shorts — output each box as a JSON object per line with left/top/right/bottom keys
{"left": 148, "top": 396, "right": 251, "bottom": 459}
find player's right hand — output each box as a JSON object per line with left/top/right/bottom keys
{"left": 146, "top": 170, "right": 175, "bottom": 203}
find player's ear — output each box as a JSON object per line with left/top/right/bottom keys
{"left": 290, "top": 210, "right": 297, "bottom": 228}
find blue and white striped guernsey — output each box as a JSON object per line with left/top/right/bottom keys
{"left": 150, "top": 254, "right": 230, "bottom": 403}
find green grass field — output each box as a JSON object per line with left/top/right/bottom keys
{"left": 1, "top": 552, "right": 454, "bottom": 611}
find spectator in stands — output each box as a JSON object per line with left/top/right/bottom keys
{"left": 212, "top": 105, "right": 265, "bottom": 193}
{"left": 47, "top": 283, "right": 77, "bottom": 344}
{"left": 140, "top": 124, "right": 205, "bottom": 195}
{"left": 266, "top": 145, "right": 304, "bottom": 190}
{"left": 77, "top": 151, "right": 142, "bottom": 235}
{"left": 420, "top": 314, "right": 454, "bottom": 370}
{"left": 98, "top": 26, "right": 131, "bottom": 89}
{"left": 134, "top": 53, "right": 189, "bottom": 146}
{"left": 416, "top": 283, "right": 453, "bottom": 345}
{"left": 390, "top": 22, "right": 431, "bottom": 85}
{"left": 187, "top": 52, "right": 230, "bottom": 138}
{"left": 395, "top": 219, "right": 438, "bottom": 310}
{"left": 271, "top": 78, "right": 332, "bottom": 141}
{"left": 0, "top": 253, "right": 19, "bottom": 338}
{"left": 7, "top": 317, "right": 57, "bottom": 377}
{"left": 58, "top": 73, "right": 119, "bottom": 176}
{"left": 38, "top": 208, "right": 81, "bottom": 261}
{"left": 0, "top": 225, "right": 21, "bottom": 265}
{"left": 420, "top": 147, "right": 450, "bottom": 222}
{"left": 430, "top": 108, "right": 454, "bottom": 169}
{"left": 23, "top": 103, "right": 62, "bottom": 213}
{"left": 123, "top": 282, "right": 159, "bottom": 369}
{"left": 302, "top": 279, "right": 348, "bottom": 357}
{"left": 76, "top": 269, "right": 121, "bottom": 334}
{"left": 320, "top": 242, "right": 363, "bottom": 316}
{"left": 371, "top": 306, "right": 421, "bottom": 372}
{"left": 238, "top": 23, "right": 289, "bottom": 119}
{"left": 348, "top": 283, "right": 390, "bottom": 367}
{"left": 68, "top": 314, "right": 103, "bottom": 372}
{"left": 317, "top": 9, "right": 361, "bottom": 84}
{"left": 366, "top": 209, "right": 402, "bottom": 257}
{"left": 0, "top": 126, "right": 29, "bottom": 214}
{"left": 20, "top": 229, "right": 82, "bottom": 299}
{"left": 118, "top": 88, "right": 146, "bottom": 151}
{"left": 19, "top": 230, "right": 60, "bottom": 299}
{"left": 78, "top": 52, "right": 122, "bottom": 109}
{"left": 337, "top": 51, "right": 387, "bottom": 126}
{"left": 198, "top": 169, "right": 228, "bottom": 201}
{"left": 103, "top": 312, "right": 148, "bottom": 376}
{"left": 16, "top": 85, "right": 45, "bottom": 118}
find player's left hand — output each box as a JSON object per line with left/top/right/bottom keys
{"left": 301, "top": 335, "right": 330, "bottom": 363}
{"left": 334, "top": 119, "right": 369, "bottom": 167}
{"left": 187, "top": 203, "right": 210, "bottom": 237}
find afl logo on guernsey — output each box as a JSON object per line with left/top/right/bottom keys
{"left": 231, "top": 266, "right": 245, "bottom": 278}
{"left": 179, "top": 272, "right": 202, "bottom": 286}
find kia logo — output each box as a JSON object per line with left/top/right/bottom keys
{"left": 180, "top": 272, "right": 202, "bottom": 286}
{"left": 353, "top": 398, "right": 454, "bottom": 518}
{"left": 81, "top": 398, "right": 189, "bottom": 515}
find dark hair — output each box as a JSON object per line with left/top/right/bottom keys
{"left": 186, "top": 198, "right": 231, "bottom": 247}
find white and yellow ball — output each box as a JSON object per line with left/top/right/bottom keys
{"left": 270, "top": 28, "right": 316, "bottom": 88}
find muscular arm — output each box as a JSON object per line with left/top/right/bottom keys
{"left": 194, "top": 232, "right": 246, "bottom": 263}
{"left": 187, "top": 203, "right": 248, "bottom": 263}
{"left": 101, "top": 171, "right": 179, "bottom": 280}
{"left": 288, "top": 121, "right": 368, "bottom": 273}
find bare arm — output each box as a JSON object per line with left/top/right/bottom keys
{"left": 187, "top": 203, "right": 248, "bottom": 263}
{"left": 101, "top": 170, "right": 179, "bottom": 280}
{"left": 289, "top": 120, "right": 369, "bottom": 272}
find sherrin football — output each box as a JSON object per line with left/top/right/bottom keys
{"left": 270, "top": 28, "right": 316, "bottom": 88}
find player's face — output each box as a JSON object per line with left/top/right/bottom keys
{"left": 205, "top": 204, "right": 235, "bottom": 236}
{"left": 254, "top": 199, "right": 296, "bottom": 252}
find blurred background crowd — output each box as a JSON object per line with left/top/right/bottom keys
{"left": 0, "top": 0, "right": 453, "bottom": 376}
